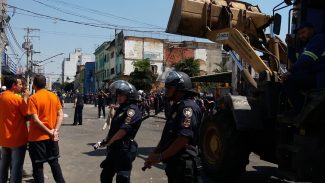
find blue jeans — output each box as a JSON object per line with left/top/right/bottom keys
{"left": 0, "top": 144, "right": 27, "bottom": 183}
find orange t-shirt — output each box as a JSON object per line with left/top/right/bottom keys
{"left": 0, "top": 90, "right": 28, "bottom": 147}
{"left": 27, "top": 89, "right": 62, "bottom": 141}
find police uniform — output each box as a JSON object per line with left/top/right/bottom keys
{"left": 158, "top": 97, "right": 202, "bottom": 183}
{"left": 100, "top": 102, "right": 142, "bottom": 183}
{"left": 284, "top": 34, "right": 325, "bottom": 112}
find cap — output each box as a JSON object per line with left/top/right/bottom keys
{"left": 293, "top": 22, "right": 314, "bottom": 34}
{"left": 1, "top": 86, "right": 6, "bottom": 91}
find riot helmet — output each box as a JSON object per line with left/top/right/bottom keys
{"left": 165, "top": 71, "right": 197, "bottom": 94}
{"left": 109, "top": 80, "right": 138, "bottom": 101}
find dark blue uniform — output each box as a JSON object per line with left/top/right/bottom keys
{"left": 73, "top": 93, "right": 84, "bottom": 125}
{"left": 158, "top": 97, "right": 202, "bottom": 183}
{"left": 284, "top": 34, "right": 325, "bottom": 112}
{"left": 100, "top": 103, "right": 142, "bottom": 183}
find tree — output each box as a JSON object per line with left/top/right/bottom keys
{"left": 52, "top": 82, "right": 62, "bottom": 92}
{"left": 61, "top": 82, "right": 74, "bottom": 92}
{"left": 129, "top": 58, "right": 157, "bottom": 91}
{"left": 173, "top": 58, "right": 200, "bottom": 77}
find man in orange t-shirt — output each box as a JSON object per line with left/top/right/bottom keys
{"left": 0, "top": 75, "right": 28, "bottom": 183}
{"left": 27, "top": 74, "right": 65, "bottom": 183}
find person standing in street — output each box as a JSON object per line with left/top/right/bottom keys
{"left": 27, "top": 74, "right": 65, "bottom": 183}
{"left": 144, "top": 71, "right": 203, "bottom": 183}
{"left": 97, "top": 90, "right": 107, "bottom": 118}
{"left": 0, "top": 76, "right": 28, "bottom": 183}
{"left": 73, "top": 90, "right": 84, "bottom": 126}
{"left": 96, "top": 80, "right": 142, "bottom": 183}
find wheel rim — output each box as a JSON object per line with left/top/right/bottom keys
{"left": 204, "top": 126, "right": 221, "bottom": 163}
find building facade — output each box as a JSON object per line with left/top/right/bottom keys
{"left": 61, "top": 48, "right": 92, "bottom": 83}
{"left": 94, "top": 42, "right": 109, "bottom": 90}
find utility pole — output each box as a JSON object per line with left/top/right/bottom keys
{"left": 22, "top": 27, "right": 39, "bottom": 90}
{"left": 0, "top": 0, "right": 8, "bottom": 87}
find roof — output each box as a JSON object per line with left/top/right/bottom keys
{"left": 190, "top": 72, "right": 232, "bottom": 83}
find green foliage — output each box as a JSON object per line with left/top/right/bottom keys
{"left": 129, "top": 59, "right": 157, "bottom": 91}
{"left": 173, "top": 58, "right": 200, "bottom": 77}
{"left": 133, "top": 58, "right": 151, "bottom": 72}
{"left": 52, "top": 82, "right": 62, "bottom": 92}
{"left": 61, "top": 82, "right": 74, "bottom": 92}
{"left": 214, "top": 57, "right": 228, "bottom": 73}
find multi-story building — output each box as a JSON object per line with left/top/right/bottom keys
{"left": 61, "top": 48, "right": 92, "bottom": 83}
{"left": 94, "top": 31, "right": 225, "bottom": 90}
{"left": 94, "top": 41, "right": 109, "bottom": 90}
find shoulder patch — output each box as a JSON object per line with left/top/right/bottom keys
{"left": 182, "top": 107, "right": 193, "bottom": 128}
{"left": 127, "top": 109, "right": 135, "bottom": 117}
{"left": 183, "top": 107, "right": 193, "bottom": 118}
{"left": 125, "top": 108, "right": 135, "bottom": 124}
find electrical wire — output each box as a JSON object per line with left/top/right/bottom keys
{"left": 7, "top": 23, "right": 24, "bottom": 52}
{"left": 7, "top": 4, "right": 165, "bottom": 33}
{"left": 43, "top": 0, "right": 163, "bottom": 29}
{"left": 31, "top": 0, "right": 162, "bottom": 30}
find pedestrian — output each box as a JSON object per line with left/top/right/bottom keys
{"left": 73, "top": 89, "right": 84, "bottom": 125}
{"left": 96, "top": 80, "right": 142, "bottom": 183}
{"left": 144, "top": 71, "right": 203, "bottom": 183}
{"left": 97, "top": 90, "right": 107, "bottom": 118}
{"left": 27, "top": 74, "right": 65, "bottom": 183}
{"left": 0, "top": 75, "right": 29, "bottom": 183}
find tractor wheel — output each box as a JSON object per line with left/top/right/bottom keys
{"left": 199, "top": 110, "right": 251, "bottom": 182}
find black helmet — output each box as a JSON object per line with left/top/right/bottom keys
{"left": 109, "top": 80, "right": 138, "bottom": 101}
{"left": 165, "top": 71, "right": 197, "bottom": 94}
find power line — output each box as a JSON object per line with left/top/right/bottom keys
{"left": 31, "top": 0, "right": 161, "bottom": 30}
{"left": 7, "top": 23, "right": 24, "bottom": 52}
{"left": 7, "top": 4, "right": 165, "bottom": 33}
{"left": 43, "top": 0, "right": 163, "bottom": 29}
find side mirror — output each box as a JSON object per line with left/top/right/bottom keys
{"left": 273, "top": 13, "right": 282, "bottom": 35}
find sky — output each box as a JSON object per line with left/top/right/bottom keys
{"left": 7, "top": 0, "right": 291, "bottom": 80}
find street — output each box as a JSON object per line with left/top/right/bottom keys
{"left": 21, "top": 103, "right": 303, "bottom": 183}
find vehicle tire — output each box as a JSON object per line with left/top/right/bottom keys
{"left": 199, "top": 110, "right": 251, "bottom": 182}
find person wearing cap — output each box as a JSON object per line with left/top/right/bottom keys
{"left": 98, "top": 80, "right": 142, "bottom": 183}
{"left": 144, "top": 71, "right": 203, "bottom": 183}
{"left": 282, "top": 22, "right": 325, "bottom": 113}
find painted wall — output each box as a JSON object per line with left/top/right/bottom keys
{"left": 164, "top": 48, "right": 194, "bottom": 66}
{"left": 84, "top": 62, "right": 95, "bottom": 95}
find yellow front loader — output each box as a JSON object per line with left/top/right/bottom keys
{"left": 166, "top": 0, "right": 325, "bottom": 182}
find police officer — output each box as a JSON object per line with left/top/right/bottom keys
{"left": 97, "top": 80, "right": 142, "bottom": 183}
{"left": 73, "top": 89, "right": 84, "bottom": 125}
{"left": 282, "top": 23, "right": 325, "bottom": 113}
{"left": 144, "top": 71, "right": 202, "bottom": 183}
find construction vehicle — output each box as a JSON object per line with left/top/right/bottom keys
{"left": 166, "top": 0, "right": 325, "bottom": 182}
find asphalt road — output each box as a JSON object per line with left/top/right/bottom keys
{"left": 21, "top": 103, "right": 306, "bottom": 183}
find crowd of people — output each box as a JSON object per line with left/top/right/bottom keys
{"left": 0, "top": 71, "right": 223, "bottom": 183}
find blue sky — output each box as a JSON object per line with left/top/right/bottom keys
{"left": 7, "top": 0, "right": 290, "bottom": 80}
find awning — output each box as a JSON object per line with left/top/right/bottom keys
{"left": 190, "top": 72, "right": 232, "bottom": 83}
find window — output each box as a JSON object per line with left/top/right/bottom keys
{"left": 110, "top": 52, "right": 114, "bottom": 59}
{"left": 111, "top": 68, "right": 115, "bottom": 75}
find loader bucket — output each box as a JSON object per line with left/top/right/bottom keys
{"left": 166, "top": 0, "right": 272, "bottom": 39}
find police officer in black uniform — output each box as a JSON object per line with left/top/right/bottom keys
{"left": 96, "top": 80, "right": 142, "bottom": 183}
{"left": 144, "top": 71, "right": 203, "bottom": 183}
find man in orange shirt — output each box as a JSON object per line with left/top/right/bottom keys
{"left": 27, "top": 74, "right": 65, "bottom": 183}
{"left": 0, "top": 75, "right": 28, "bottom": 183}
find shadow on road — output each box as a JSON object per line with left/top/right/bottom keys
{"left": 137, "top": 147, "right": 165, "bottom": 171}
{"left": 83, "top": 143, "right": 107, "bottom": 156}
